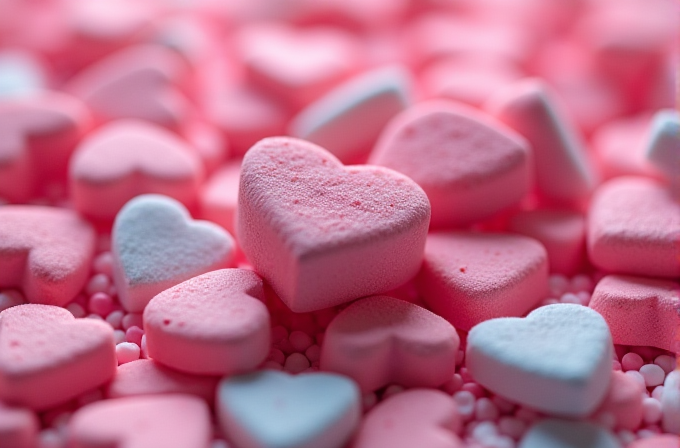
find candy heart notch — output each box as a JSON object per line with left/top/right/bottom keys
{"left": 69, "top": 395, "right": 211, "bottom": 448}
{"left": 466, "top": 304, "right": 613, "bottom": 417}
{"left": 353, "top": 389, "right": 463, "bottom": 448}
{"left": 0, "top": 304, "right": 116, "bottom": 411}
{"left": 112, "top": 194, "right": 235, "bottom": 313}
{"left": 321, "top": 295, "right": 459, "bottom": 392}
{"left": 217, "top": 370, "right": 361, "bottom": 448}
{"left": 237, "top": 137, "right": 430, "bottom": 312}
{"left": 70, "top": 120, "right": 205, "bottom": 221}
{"left": 0, "top": 206, "right": 96, "bottom": 306}
{"left": 144, "top": 269, "right": 270, "bottom": 376}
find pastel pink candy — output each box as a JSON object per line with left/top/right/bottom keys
{"left": 0, "top": 404, "right": 39, "bottom": 448}
{"left": 486, "top": 78, "right": 597, "bottom": 205}
{"left": 68, "top": 395, "right": 211, "bottom": 448}
{"left": 237, "top": 137, "right": 430, "bottom": 312}
{"left": 587, "top": 176, "right": 680, "bottom": 278}
{"left": 418, "top": 232, "right": 548, "bottom": 332}
{"left": 237, "top": 24, "right": 361, "bottom": 108}
{"left": 320, "top": 295, "right": 458, "bottom": 392}
{"left": 589, "top": 275, "right": 680, "bottom": 351}
{"left": 200, "top": 160, "right": 241, "bottom": 236}
{"left": 629, "top": 435, "right": 680, "bottom": 448}
{"left": 0, "top": 91, "right": 89, "bottom": 202}
{"left": 106, "top": 359, "right": 218, "bottom": 405}
{"left": 70, "top": 120, "right": 205, "bottom": 220}
{"left": 144, "top": 269, "right": 270, "bottom": 375}
{"left": 370, "top": 100, "right": 531, "bottom": 228}
{"left": 0, "top": 206, "right": 96, "bottom": 306}
{"left": 65, "top": 44, "right": 189, "bottom": 129}
{"left": 112, "top": 194, "right": 235, "bottom": 313}
{"left": 353, "top": 389, "right": 463, "bottom": 448}
{"left": 0, "top": 304, "right": 116, "bottom": 410}
{"left": 592, "top": 370, "right": 644, "bottom": 431}
{"left": 288, "top": 65, "right": 412, "bottom": 163}
{"left": 509, "top": 209, "right": 586, "bottom": 276}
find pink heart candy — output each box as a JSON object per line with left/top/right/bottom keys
{"left": 68, "top": 395, "right": 211, "bottom": 448}
{"left": 144, "top": 269, "right": 270, "bottom": 375}
{"left": 321, "top": 295, "right": 458, "bottom": 392}
{"left": 70, "top": 120, "right": 205, "bottom": 220}
{"left": 353, "top": 389, "right": 463, "bottom": 448}
{"left": 237, "top": 137, "right": 430, "bottom": 312}
{"left": 0, "top": 304, "right": 116, "bottom": 411}
{"left": 0, "top": 92, "right": 90, "bottom": 202}
{"left": 0, "top": 206, "right": 96, "bottom": 306}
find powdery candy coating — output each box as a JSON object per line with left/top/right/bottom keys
{"left": 0, "top": 206, "right": 96, "bottom": 306}
{"left": 217, "top": 370, "right": 361, "bottom": 448}
{"left": 144, "top": 269, "right": 270, "bottom": 376}
{"left": 112, "top": 194, "right": 235, "bottom": 312}
{"left": 370, "top": 100, "right": 531, "bottom": 228}
{"left": 519, "top": 419, "right": 621, "bottom": 448}
{"left": 0, "top": 304, "right": 116, "bottom": 410}
{"left": 321, "top": 295, "right": 459, "bottom": 392}
{"left": 587, "top": 176, "right": 680, "bottom": 278}
{"left": 589, "top": 275, "right": 680, "bottom": 352}
{"left": 466, "top": 304, "right": 613, "bottom": 417}
{"left": 237, "top": 137, "right": 430, "bottom": 312}
{"left": 418, "top": 232, "right": 548, "bottom": 332}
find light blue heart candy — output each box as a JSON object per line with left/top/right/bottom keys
{"left": 217, "top": 370, "right": 361, "bottom": 448}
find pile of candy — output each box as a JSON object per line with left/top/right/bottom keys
{"left": 0, "top": 0, "right": 678, "bottom": 447}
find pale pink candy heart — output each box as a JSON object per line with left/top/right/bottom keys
{"left": 0, "top": 403, "right": 39, "bottom": 448}
{"left": 200, "top": 160, "right": 241, "bottom": 236}
{"left": 237, "top": 24, "right": 362, "bottom": 108}
{"left": 0, "top": 206, "right": 96, "bottom": 306}
{"left": 320, "top": 295, "right": 458, "bottom": 392}
{"left": 68, "top": 395, "right": 211, "bottom": 448}
{"left": 0, "top": 304, "right": 116, "bottom": 411}
{"left": 70, "top": 119, "right": 205, "bottom": 220}
{"left": 112, "top": 194, "right": 235, "bottom": 313}
{"left": 589, "top": 275, "right": 680, "bottom": 352}
{"left": 0, "top": 91, "right": 90, "bottom": 202}
{"left": 237, "top": 137, "right": 430, "bottom": 312}
{"left": 65, "top": 44, "right": 189, "bottom": 129}
{"left": 144, "top": 269, "right": 270, "bottom": 376}
{"left": 587, "top": 176, "right": 680, "bottom": 278}
{"left": 353, "top": 389, "right": 463, "bottom": 448}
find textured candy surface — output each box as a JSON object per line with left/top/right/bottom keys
{"left": 466, "top": 304, "right": 613, "bottom": 417}
{"left": 0, "top": 304, "right": 116, "bottom": 410}
{"left": 217, "top": 370, "right": 361, "bottom": 448}
{"left": 419, "top": 232, "right": 549, "bottom": 331}
{"left": 112, "top": 194, "right": 235, "bottom": 312}
{"left": 518, "top": 419, "right": 621, "bottom": 448}
{"left": 237, "top": 137, "right": 430, "bottom": 312}
{"left": 0, "top": 206, "right": 96, "bottom": 306}
{"left": 144, "top": 269, "right": 270, "bottom": 375}
{"left": 370, "top": 100, "right": 531, "bottom": 228}
{"left": 321, "top": 295, "right": 458, "bottom": 392}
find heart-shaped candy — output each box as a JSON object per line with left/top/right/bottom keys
{"left": 589, "top": 275, "right": 680, "bottom": 351}
{"left": 70, "top": 120, "right": 205, "bottom": 220}
{"left": 418, "top": 232, "right": 548, "bottom": 331}
{"left": 65, "top": 44, "right": 189, "bottom": 129}
{"left": 0, "top": 304, "right": 116, "bottom": 411}
{"left": 466, "top": 304, "right": 613, "bottom": 417}
{"left": 369, "top": 100, "right": 531, "bottom": 228}
{"left": 0, "top": 91, "right": 89, "bottom": 202}
{"left": 587, "top": 176, "right": 680, "bottom": 278}
{"left": 0, "top": 403, "right": 39, "bottom": 448}
{"left": 321, "top": 295, "right": 458, "bottom": 392}
{"left": 112, "top": 194, "right": 235, "bottom": 312}
{"left": 68, "top": 395, "right": 211, "bottom": 448}
{"left": 144, "top": 269, "right": 270, "bottom": 375}
{"left": 518, "top": 419, "right": 620, "bottom": 448}
{"left": 353, "top": 389, "right": 463, "bottom": 448}
{"left": 0, "top": 206, "right": 96, "bottom": 306}
{"left": 217, "top": 370, "right": 361, "bottom": 448}
{"left": 237, "top": 137, "right": 430, "bottom": 312}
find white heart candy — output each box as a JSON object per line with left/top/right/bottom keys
{"left": 519, "top": 419, "right": 621, "bottom": 448}
{"left": 466, "top": 304, "right": 613, "bottom": 417}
